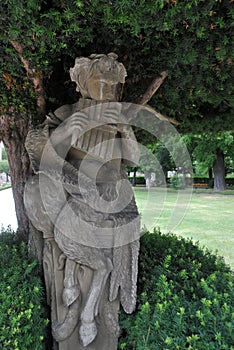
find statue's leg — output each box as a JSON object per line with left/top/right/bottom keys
{"left": 79, "top": 257, "right": 113, "bottom": 347}
{"left": 62, "top": 258, "right": 80, "bottom": 307}
{"left": 52, "top": 258, "right": 80, "bottom": 342}
{"left": 43, "top": 238, "right": 81, "bottom": 349}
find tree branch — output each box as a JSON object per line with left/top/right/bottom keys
{"left": 143, "top": 104, "right": 180, "bottom": 126}
{"left": 10, "top": 40, "right": 33, "bottom": 75}
{"left": 137, "top": 71, "right": 168, "bottom": 105}
{"left": 127, "top": 71, "right": 179, "bottom": 125}
{"left": 10, "top": 40, "right": 46, "bottom": 117}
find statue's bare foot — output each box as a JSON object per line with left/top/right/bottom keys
{"left": 79, "top": 321, "right": 97, "bottom": 347}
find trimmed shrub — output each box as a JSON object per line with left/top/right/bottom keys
{"left": 170, "top": 174, "right": 185, "bottom": 189}
{"left": 119, "top": 229, "right": 234, "bottom": 350}
{"left": 0, "top": 228, "right": 48, "bottom": 350}
{"left": 129, "top": 176, "right": 146, "bottom": 186}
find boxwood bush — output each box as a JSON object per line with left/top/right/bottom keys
{"left": 2, "top": 227, "right": 234, "bottom": 350}
{"left": 119, "top": 229, "right": 234, "bottom": 350}
{"left": 0, "top": 228, "right": 48, "bottom": 350}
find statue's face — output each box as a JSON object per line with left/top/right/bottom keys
{"left": 86, "top": 78, "right": 118, "bottom": 101}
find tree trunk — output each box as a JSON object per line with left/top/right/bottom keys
{"left": 208, "top": 167, "right": 213, "bottom": 188}
{"left": 213, "top": 148, "right": 226, "bottom": 192}
{"left": 1, "top": 114, "right": 31, "bottom": 240}
{"left": 132, "top": 167, "right": 137, "bottom": 186}
{"left": 0, "top": 41, "right": 46, "bottom": 242}
{"left": 208, "top": 167, "right": 213, "bottom": 181}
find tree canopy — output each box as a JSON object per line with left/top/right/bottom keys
{"left": 1, "top": 0, "right": 233, "bottom": 130}
{"left": 185, "top": 131, "right": 234, "bottom": 190}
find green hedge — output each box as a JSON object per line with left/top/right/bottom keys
{"left": 128, "top": 177, "right": 234, "bottom": 188}
{"left": 0, "top": 228, "right": 48, "bottom": 350}
{"left": 119, "top": 229, "right": 234, "bottom": 350}
{"left": 2, "top": 227, "right": 234, "bottom": 350}
{"left": 128, "top": 176, "right": 146, "bottom": 185}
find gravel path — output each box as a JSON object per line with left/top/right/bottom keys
{"left": 0, "top": 188, "right": 18, "bottom": 231}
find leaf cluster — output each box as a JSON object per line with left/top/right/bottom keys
{"left": 0, "top": 229, "right": 48, "bottom": 350}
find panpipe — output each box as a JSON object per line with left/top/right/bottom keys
{"left": 71, "top": 124, "right": 119, "bottom": 162}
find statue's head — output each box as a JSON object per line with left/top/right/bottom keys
{"left": 70, "top": 53, "right": 127, "bottom": 101}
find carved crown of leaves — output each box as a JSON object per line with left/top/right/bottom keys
{"left": 69, "top": 53, "right": 127, "bottom": 98}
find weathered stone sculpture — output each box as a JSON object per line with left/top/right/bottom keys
{"left": 24, "top": 53, "right": 140, "bottom": 349}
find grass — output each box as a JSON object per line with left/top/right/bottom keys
{"left": 134, "top": 187, "right": 234, "bottom": 269}
{"left": 0, "top": 184, "right": 11, "bottom": 191}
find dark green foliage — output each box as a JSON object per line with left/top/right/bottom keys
{"left": 0, "top": 228, "right": 48, "bottom": 350}
{"left": 119, "top": 229, "right": 234, "bottom": 350}
{"left": 0, "top": 0, "right": 233, "bottom": 131}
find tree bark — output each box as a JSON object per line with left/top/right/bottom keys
{"left": 213, "top": 148, "right": 226, "bottom": 192}
{"left": 10, "top": 40, "right": 46, "bottom": 118}
{"left": 1, "top": 114, "right": 31, "bottom": 240}
{"left": 0, "top": 39, "right": 47, "bottom": 241}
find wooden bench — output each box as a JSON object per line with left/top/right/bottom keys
{"left": 193, "top": 183, "right": 209, "bottom": 189}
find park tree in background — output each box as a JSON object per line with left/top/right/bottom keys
{"left": 138, "top": 141, "right": 175, "bottom": 185}
{"left": 0, "top": 0, "right": 233, "bottom": 238}
{"left": 1, "top": 145, "right": 7, "bottom": 160}
{"left": 188, "top": 132, "right": 234, "bottom": 191}
{"left": 0, "top": 145, "right": 10, "bottom": 182}
{"left": 0, "top": 160, "right": 10, "bottom": 179}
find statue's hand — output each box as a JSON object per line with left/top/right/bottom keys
{"left": 51, "top": 111, "right": 89, "bottom": 145}
{"left": 99, "top": 103, "right": 121, "bottom": 124}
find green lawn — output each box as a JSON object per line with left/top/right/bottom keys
{"left": 134, "top": 187, "right": 234, "bottom": 269}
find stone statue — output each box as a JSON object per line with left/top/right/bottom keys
{"left": 24, "top": 53, "right": 140, "bottom": 349}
